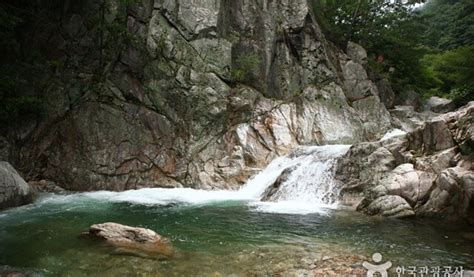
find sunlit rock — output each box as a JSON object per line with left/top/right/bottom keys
{"left": 85, "top": 222, "right": 174, "bottom": 258}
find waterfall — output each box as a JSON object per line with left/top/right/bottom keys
{"left": 34, "top": 145, "right": 351, "bottom": 214}
{"left": 237, "top": 145, "right": 350, "bottom": 213}
{"left": 238, "top": 145, "right": 350, "bottom": 201}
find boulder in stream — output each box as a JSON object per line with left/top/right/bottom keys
{"left": 85, "top": 222, "right": 174, "bottom": 258}
{"left": 0, "top": 162, "right": 35, "bottom": 211}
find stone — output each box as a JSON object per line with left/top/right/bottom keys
{"left": 390, "top": 105, "right": 438, "bottom": 132}
{"left": 190, "top": 38, "right": 232, "bottom": 79}
{"left": 396, "top": 90, "right": 423, "bottom": 111}
{"left": 5, "top": 0, "right": 400, "bottom": 192}
{"left": 351, "top": 96, "right": 392, "bottom": 139}
{"left": 86, "top": 222, "right": 174, "bottom": 257}
{"left": 338, "top": 102, "right": 473, "bottom": 222}
{"left": 375, "top": 79, "right": 395, "bottom": 109}
{"left": 341, "top": 60, "right": 374, "bottom": 101}
{"left": 346, "top": 42, "right": 367, "bottom": 65}
{"left": 425, "top": 96, "right": 456, "bottom": 113}
{"left": 158, "top": 0, "right": 220, "bottom": 39}
{"left": 261, "top": 167, "right": 293, "bottom": 201}
{"left": 63, "top": 14, "right": 86, "bottom": 38}
{"left": 0, "top": 136, "right": 10, "bottom": 162}
{"left": 29, "top": 180, "right": 66, "bottom": 193}
{"left": 422, "top": 119, "right": 455, "bottom": 152}
{"left": 0, "top": 162, "right": 34, "bottom": 210}
{"left": 361, "top": 195, "right": 415, "bottom": 218}
{"left": 416, "top": 166, "right": 474, "bottom": 223}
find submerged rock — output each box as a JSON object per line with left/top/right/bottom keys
{"left": 85, "top": 222, "right": 174, "bottom": 258}
{"left": 0, "top": 162, "right": 34, "bottom": 211}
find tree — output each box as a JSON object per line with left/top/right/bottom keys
{"left": 311, "top": 0, "right": 431, "bottom": 93}
{"left": 421, "top": 0, "right": 474, "bottom": 50}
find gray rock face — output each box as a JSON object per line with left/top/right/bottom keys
{"left": 375, "top": 79, "right": 395, "bottom": 109}
{"left": 425, "top": 96, "right": 456, "bottom": 113}
{"left": 0, "top": 162, "right": 34, "bottom": 210}
{"left": 396, "top": 90, "right": 423, "bottom": 111}
{"left": 346, "top": 42, "right": 367, "bottom": 65}
{"left": 390, "top": 105, "right": 439, "bottom": 132}
{"left": 362, "top": 195, "right": 414, "bottom": 218}
{"left": 338, "top": 102, "right": 474, "bottom": 222}
{"left": 10, "top": 0, "right": 391, "bottom": 191}
{"left": 0, "top": 137, "right": 11, "bottom": 162}
{"left": 29, "top": 180, "right": 66, "bottom": 193}
{"left": 416, "top": 166, "right": 474, "bottom": 224}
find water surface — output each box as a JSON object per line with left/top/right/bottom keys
{"left": 0, "top": 191, "right": 472, "bottom": 276}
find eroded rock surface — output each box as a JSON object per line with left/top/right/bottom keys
{"left": 9, "top": 0, "right": 391, "bottom": 191}
{"left": 0, "top": 162, "right": 34, "bottom": 210}
{"left": 86, "top": 222, "right": 174, "bottom": 258}
{"left": 425, "top": 96, "right": 456, "bottom": 113}
{"left": 337, "top": 102, "right": 474, "bottom": 222}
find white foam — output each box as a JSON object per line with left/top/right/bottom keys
{"left": 21, "top": 145, "right": 351, "bottom": 215}
{"left": 249, "top": 201, "right": 335, "bottom": 215}
{"left": 380, "top": 128, "right": 407, "bottom": 141}
{"left": 237, "top": 144, "right": 350, "bottom": 200}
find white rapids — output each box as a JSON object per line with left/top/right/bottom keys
{"left": 35, "top": 145, "right": 351, "bottom": 215}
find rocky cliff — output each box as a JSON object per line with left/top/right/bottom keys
{"left": 4, "top": 0, "right": 391, "bottom": 191}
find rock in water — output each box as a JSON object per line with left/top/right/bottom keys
{"left": 0, "top": 162, "right": 34, "bottom": 210}
{"left": 86, "top": 222, "right": 173, "bottom": 258}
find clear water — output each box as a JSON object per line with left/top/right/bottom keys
{"left": 1, "top": 145, "right": 473, "bottom": 276}
{"left": 0, "top": 192, "right": 473, "bottom": 276}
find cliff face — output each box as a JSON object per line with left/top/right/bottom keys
{"left": 6, "top": 0, "right": 391, "bottom": 191}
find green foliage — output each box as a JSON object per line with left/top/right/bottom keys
{"left": 311, "top": 0, "right": 425, "bottom": 47}
{"left": 311, "top": 0, "right": 472, "bottom": 105}
{"left": 421, "top": 0, "right": 474, "bottom": 50}
{"left": 421, "top": 45, "right": 474, "bottom": 105}
{"left": 311, "top": 0, "right": 433, "bottom": 94}
{"left": 230, "top": 53, "right": 262, "bottom": 84}
{"left": 422, "top": 46, "right": 474, "bottom": 91}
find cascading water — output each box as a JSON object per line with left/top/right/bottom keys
{"left": 238, "top": 145, "right": 351, "bottom": 214}
{"left": 30, "top": 145, "right": 351, "bottom": 215}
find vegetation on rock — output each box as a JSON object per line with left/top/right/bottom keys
{"left": 311, "top": 0, "right": 474, "bottom": 106}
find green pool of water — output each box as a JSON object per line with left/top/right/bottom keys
{"left": 0, "top": 192, "right": 473, "bottom": 276}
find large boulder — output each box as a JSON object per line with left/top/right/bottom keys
{"left": 338, "top": 102, "right": 474, "bottom": 223}
{"left": 396, "top": 90, "right": 423, "bottom": 111}
{"left": 86, "top": 222, "right": 174, "bottom": 258}
{"left": 425, "top": 96, "right": 456, "bottom": 113}
{"left": 390, "top": 105, "right": 438, "bottom": 132}
{"left": 0, "top": 162, "right": 35, "bottom": 210}
{"left": 360, "top": 195, "right": 415, "bottom": 218}
{"left": 416, "top": 165, "right": 474, "bottom": 224}
{"left": 375, "top": 79, "right": 395, "bottom": 109}
{"left": 346, "top": 41, "right": 367, "bottom": 65}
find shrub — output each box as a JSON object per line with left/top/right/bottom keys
{"left": 230, "top": 53, "right": 262, "bottom": 84}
